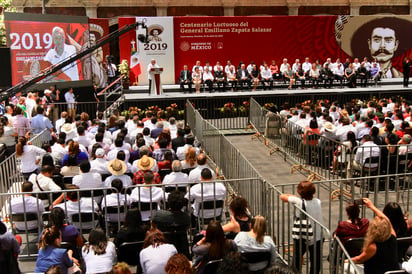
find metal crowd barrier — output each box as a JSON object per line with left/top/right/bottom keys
{"left": 0, "top": 129, "right": 50, "bottom": 214}
{"left": 1, "top": 180, "right": 234, "bottom": 259}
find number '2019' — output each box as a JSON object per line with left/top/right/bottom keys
{"left": 10, "top": 33, "right": 53, "bottom": 50}
{"left": 143, "top": 43, "right": 168, "bottom": 50}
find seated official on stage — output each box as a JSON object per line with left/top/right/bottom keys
{"left": 357, "top": 63, "right": 369, "bottom": 87}
{"left": 178, "top": 65, "right": 192, "bottom": 93}
{"left": 371, "top": 62, "right": 381, "bottom": 86}
{"left": 270, "top": 60, "right": 281, "bottom": 80}
{"left": 345, "top": 63, "right": 357, "bottom": 88}
{"left": 284, "top": 64, "right": 296, "bottom": 90}
{"left": 260, "top": 63, "right": 273, "bottom": 90}
{"left": 226, "top": 65, "right": 238, "bottom": 91}
{"left": 202, "top": 67, "right": 214, "bottom": 92}
{"left": 333, "top": 62, "right": 345, "bottom": 88}
{"left": 295, "top": 64, "right": 306, "bottom": 89}
{"left": 192, "top": 66, "right": 202, "bottom": 94}
{"left": 214, "top": 61, "right": 226, "bottom": 92}
{"left": 320, "top": 63, "right": 334, "bottom": 89}
{"left": 249, "top": 64, "right": 260, "bottom": 91}
{"left": 237, "top": 64, "right": 250, "bottom": 90}
{"left": 309, "top": 63, "right": 320, "bottom": 88}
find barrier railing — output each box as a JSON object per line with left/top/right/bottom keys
{"left": 0, "top": 129, "right": 50, "bottom": 215}
{"left": 1, "top": 180, "right": 238, "bottom": 258}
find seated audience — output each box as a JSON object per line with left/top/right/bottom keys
{"left": 61, "top": 141, "right": 88, "bottom": 167}
{"left": 10, "top": 181, "right": 44, "bottom": 230}
{"left": 334, "top": 202, "right": 369, "bottom": 256}
{"left": 0, "top": 221, "right": 21, "bottom": 273}
{"left": 47, "top": 207, "right": 84, "bottom": 248}
{"left": 104, "top": 159, "right": 132, "bottom": 189}
{"left": 165, "top": 253, "right": 194, "bottom": 274}
{"left": 181, "top": 147, "right": 198, "bottom": 169}
{"left": 60, "top": 154, "right": 81, "bottom": 177}
{"left": 188, "top": 153, "right": 215, "bottom": 184}
{"left": 110, "top": 262, "right": 133, "bottom": 274}
{"left": 101, "top": 179, "right": 130, "bottom": 209}
{"left": 82, "top": 228, "right": 117, "bottom": 274}
{"left": 114, "top": 208, "right": 146, "bottom": 247}
{"left": 223, "top": 196, "right": 252, "bottom": 234}
{"left": 193, "top": 221, "right": 237, "bottom": 273}
{"left": 350, "top": 198, "right": 400, "bottom": 273}
{"left": 35, "top": 227, "right": 79, "bottom": 274}
{"left": 90, "top": 148, "right": 110, "bottom": 174}
{"left": 139, "top": 229, "right": 178, "bottom": 274}
{"left": 72, "top": 160, "right": 103, "bottom": 189}
{"left": 133, "top": 155, "right": 161, "bottom": 185}
{"left": 163, "top": 160, "right": 190, "bottom": 188}
{"left": 234, "top": 215, "right": 277, "bottom": 271}
{"left": 54, "top": 185, "right": 99, "bottom": 219}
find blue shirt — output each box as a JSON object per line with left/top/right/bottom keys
{"left": 31, "top": 114, "right": 53, "bottom": 134}
{"left": 35, "top": 246, "right": 73, "bottom": 274}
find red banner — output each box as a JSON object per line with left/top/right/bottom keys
{"left": 6, "top": 20, "right": 89, "bottom": 85}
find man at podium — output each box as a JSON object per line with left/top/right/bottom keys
{"left": 147, "top": 59, "right": 160, "bottom": 94}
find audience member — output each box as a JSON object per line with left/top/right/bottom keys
{"left": 82, "top": 228, "right": 116, "bottom": 274}
{"left": 165, "top": 254, "right": 194, "bottom": 274}
{"left": 139, "top": 229, "right": 177, "bottom": 274}
{"left": 114, "top": 208, "right": 146, "bottom": 247}
{"left": 162, "top": 160, "right": 190, "bottom": 187}
{"left": 188, "top": 153, "right": 215, "bottom": 184}
{"left": 105, "top": 159, "right": 132, "bottom": 189}
{"left": 222, "top": 196, "right": 252, "bottom": 234}
{"left": 0, "top": 220, "right": 21, "bottom": 273}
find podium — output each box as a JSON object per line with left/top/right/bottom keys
{"left": 149, "top": 67, "right": 163, "bottom": 96}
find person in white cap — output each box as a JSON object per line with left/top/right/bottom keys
{"left": 90, "top": 148, "right": 109, "bottom": 174}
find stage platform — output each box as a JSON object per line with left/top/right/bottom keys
{"left": 124, "top": 83, "right": 412, "bottom": 101}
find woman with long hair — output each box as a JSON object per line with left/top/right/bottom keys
{"left": 61, "top": 141, "right": 88, "bottom": 166}
{"left": 334, "top": 202, "right": 369, "bottom": 256}
{"left": 153, "top": 130, "right": 172, "bottom": 150}
{"left": 35, "top": 227, "right": 79, "bottom": 274}
{"left": 234, "top": 215, "right": 277, "bottom": 271}
{"left": 192, "top": 67, "right": 202, "bottom": 94}
{"left": 383, "top": 202, "right": 410, "bottom": 262}
{"left": 82, "top": 228, "right": 116, "bottom": 274}
{"left": 114, "top": 208, "right": 146, "bottom": 247}
{"left": 332, "top": 131, "right": 358, "bottom": 172}
{"left": 192, "top": 221, "right": 237, "bottom": 273}
{"left": 48, "top": 207, "right": 83, "bottom": 248}
{"left": 16, "top": 136, "right": 46, "bottom": 180}
{"left": 280, "top": 180, "right": 323, "bottom": 274}
{"left": 181, "top": 147, "right": 198, "bottom": 169}
{"left": 350, "top": 198, "right": 399, "bottom": 273}
{"left": 139, "top": 229, "right": 177, "bottom": 274}
{"left": 223, "top": 196, "right": 252, "bottom": 234}
{"left": 0, "top": 116, "right": 16, "bottom": 156}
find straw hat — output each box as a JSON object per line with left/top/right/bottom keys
{"left": 148, "top": 24, "right": 164, "bottom": 36}
{"left": 323, "top": 122, "right": 336, "bottom": 132}
{"left": 108, "top": 159, "right": 127, "bottom": 176}
{"left": 137, "top": 155, "right": 155, "bottom": 171}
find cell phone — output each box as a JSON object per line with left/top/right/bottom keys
{"left": 354, "top": 199, "right": 365, "bottom": 206}
{"left": 225, "top": 211, "right": 230, "bottom": 220}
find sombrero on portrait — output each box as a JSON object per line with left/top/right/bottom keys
{"left": 335, "top": 15, "right": 412, "bottom": 59}
{"left": 89, "top": 23, "right": 104, "bottom": 40}
{"left": 148, "top": 24, "right": 164, "bottom": 36}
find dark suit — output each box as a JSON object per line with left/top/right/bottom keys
{"left": 178, "top": 70, "right": 192, "bottom": 92}
{"left": 214, "top": 70, "right": 226, "bottom": 91}
{"left": 150, "top": 127, "right": 163, "bottom": 139}
{"left": 172, "top": 136, "right": 185, "bottom": 152}
{"left": 237, "top": 69, "right": 250, "bottom": 90}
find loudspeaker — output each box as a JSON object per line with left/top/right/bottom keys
{"left": 0, "top": 48, "right": 11, "bottom": 88}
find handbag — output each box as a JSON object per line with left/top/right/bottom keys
{"left": 292, "top": 199, "right": 314, "bottom": 242}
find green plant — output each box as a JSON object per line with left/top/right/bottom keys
{"left": 0, "top": 0, "right": 17, "bottom": 47}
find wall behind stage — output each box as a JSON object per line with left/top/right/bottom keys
{"left": 173, "top": 16, "right": 348, "bottom": 78}
{"left": 119, "top": 15, "right": 412, "bottom": 85}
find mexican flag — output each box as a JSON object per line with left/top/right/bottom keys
{"left": 130, "top": 40, "right": 141, "bottom": 76}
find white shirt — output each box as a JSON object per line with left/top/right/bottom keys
{"left": 25, "top": 98, "right": 36, "bottom": 120}
{"left": 10, "top": 195, "right": 44, "bottom": 230}
{"left": 107, "top": 148, "right": 130, "bottom": 163}
{"left": 74, "top": 135, "right": 92, "bottom": 150}
{"left": 140, "top": 244, "right": 177, "bottom": 274}
{"left": 176, "top": 144, "right": 200, "bottom": 161}
{"left": 335, "top": 124, "right": 357, "bottom": 142}
{"left": 104, "top": 174, "right": 132, "bottom": 188}
{"left": 162, "top": 172, "right": 189, "bottom": 187}
{"left": 64, "top": 92, "right": 76, "bottom": 108}
{"left": 29, "top": 173, "right": 61, "bottom": 192}
{"left": 55, "top": 198, "right": 99, "bottom": 218}
{"left": 302, "top": 62, "right": 312, "bottom": 72}
{"left": 192, "top": 65, "right": 204, "bottom": 73}
{"left": 203, "top": 71, "right": 214, "bottom": 81}
{"left": 333, "top": 65, "right": 345, "bottom": 77}
{"left": 279, "top": 63, "right": 289, "bottom": 74}
{"left": 260, "top": 68, "right": 272, "bottom": 79}
{"left": 187, "top": 181, "right": 226, "bottom": 217}
{"left": 19, "top": 145, "right": 46, "bottom": 173}
{"left": 188, "top": 164, "right": 216, "bottom": 184}
{"left": 82, "top": 241, "right": 116, "bottom": 274}
{"left": 90, "top": 158, "right": 110, "bottom": 174}
{"left": 292, "top": 63, "right": 300, "bottom": 73}
{"left": 101, "top": 193, "right": 130, "bottom": 209}
{"left": 44, "top": 44, "right": 79, "bottom": 81}
{"left": 354, "top": 141, "right": 380, "bottom": 167}
{"left": 143, "top": 135, "right": 155, "bottom": 147}
{"left": 55, "top": 118, "right": 65, "bottom": 134}
{"left": 130, "top": 186, "right": 165, "bottom": 221}
{"left": 73, "top": 172, "right": 103, "bottom": 189}
{"left": 51, "top": 143, "right": 66, "bottom": 165}
{"left": 147, "top": 63, "right": 160, "bottom": 80}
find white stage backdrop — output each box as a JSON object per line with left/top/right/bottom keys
{"left": 136, "top": 17, "right": 175, "bottom": 85}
